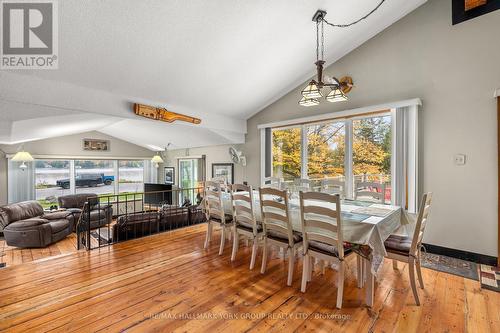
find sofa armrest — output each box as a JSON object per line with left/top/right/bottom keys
{"left": 66, "top": 208, "right": 82, "bottom": 214}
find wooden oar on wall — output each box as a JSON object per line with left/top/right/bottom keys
{"left": 134, "top": 103, "right": 201, "bottom": 124}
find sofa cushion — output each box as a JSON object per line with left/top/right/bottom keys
{"left": 0, "top": 201, "right": 44, "bottom": 226}
{"left": 117, "top": 212, "right": 160, "bottom": 226}
{"left": 4, "top": 217, "right": 49, "bottom": 230}
{"left": 42, "top": 211, "right": 72, "bottom": 220}
{"left": 48, "top": 219, "right": 70, "bottom": 234}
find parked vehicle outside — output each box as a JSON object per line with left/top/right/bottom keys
{"left": 56, "top": 173, "right": 114, "bottom": 189}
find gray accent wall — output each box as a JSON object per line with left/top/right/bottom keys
{"left": 243, "top": 0, "right": 500, "bottom": 257}
{"left": 163, "top": 144, "right": 246, "bottom": 185}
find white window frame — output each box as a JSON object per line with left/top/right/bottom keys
{"left": 259, "top": 98, "right": 421, "bottom": 211}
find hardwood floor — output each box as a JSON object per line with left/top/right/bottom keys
{"left": 0, "top": 224, "right": 498, "bottom": 332}
{"left": 0, "top": 234, "right": 78, "bottom": 266}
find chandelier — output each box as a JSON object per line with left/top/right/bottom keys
{"left": 299, "top": 1, "right": 386, "bottom": 107}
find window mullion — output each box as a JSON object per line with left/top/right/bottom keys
{"left": 301, "top": 124, "right": 308, "bottom": 179}
{"left": 69, "top": 160, "right": 76, "bottom": 194}
{"left": 344, "top": 120, "right": 353, "bottom": 199}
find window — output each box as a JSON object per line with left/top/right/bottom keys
{"left": 272, "top": 127, "right": 302, "bottom": 183}
{"left": 35, "top": 160, "right": 71, "bottom": 208}
{"left": 352, "top": 115, "right": 392, "bottom": 201}
{"left": 307, "top": 122, "right": 345, "bottom": 182}
{"left": 267, "top": 112, "right": 398, "bottom": 204}
{"left": 31, "top": 159, "right": 146, "bottom": 207}
{"left": 74, "top": 160, "right": 115, "bottom": 196}
{"left": 118, "top": 160, "right": 144, "bottom": 194}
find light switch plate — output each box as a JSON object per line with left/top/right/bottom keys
{"left": 454, "top": 154, "right": 466, "bottom": 165}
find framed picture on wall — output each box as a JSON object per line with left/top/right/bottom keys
{"left": 212, "top": 163, "right": 234, "bottom": 184}
{"left": 83, "top": 139, "right": 110, "bottom": 151}
{"left": 164, "top": 167, "right": 175, "bottom": 185}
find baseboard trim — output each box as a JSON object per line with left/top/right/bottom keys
{"left": 423, "top": 243, "right": 497, "bottom": 266}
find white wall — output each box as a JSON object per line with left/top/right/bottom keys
{"left": 243, "top": 0, "right": 500, "bottom": 257}
{"left": 163, "top": 144, "right": 247, "bottom": 185}
{"left": 0, "top": 131, "right": 154, "bottom": 205}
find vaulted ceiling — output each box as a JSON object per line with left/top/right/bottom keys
{"left": 0, "top": 0, "right": 427, "bottom": 150}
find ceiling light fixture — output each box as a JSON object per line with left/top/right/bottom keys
{"left": 151, "top": 153, "right": 164, "bottom": 168}
{"left": 151, "top": 143, "right": 171, "bottom": 168}
{"left": 299, "top": 1, "right": 386, "bottom": 107}
{"left": 12, "top": 150, "right": 34, "bottom": 170}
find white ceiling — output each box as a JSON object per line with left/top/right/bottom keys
{"left": 0, "top": 0, "right": 427, "bottom": 150}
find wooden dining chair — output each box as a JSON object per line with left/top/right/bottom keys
{"left": 259, "top": 187, "right": 303, "bottom": 286}
{"left": 354, "top": 181, "right": 385, "bottom": 203}
{"left": 321, "top": 178, "right": 345, "bottom": 197}
{"left": 299, "top": 191, "right": 353, "bottom": 309}
{"left": 384, "top": 192, "right": 433, "bottom": 305}
{"left": 203, "top": 181, "right": 233, "bottom": 255}
{"left": 230, "top": 184, "right": 263, "bottom": 269}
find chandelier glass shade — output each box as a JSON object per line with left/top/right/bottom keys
{"left": 298, "top": 96, "right": 320, "bottom": 107}
{"left": 326, "top": 87, "right": 348, "bottom": 102}
{"left": 301, "top": 80, "right": 323, "bottom": 99}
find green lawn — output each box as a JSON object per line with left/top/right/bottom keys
{"left": 38, "top": 192, "right": 144, "bottom": 209}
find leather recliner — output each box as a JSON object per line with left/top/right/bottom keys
{"left": 58, "top": 193, "right": 113, "bottom": 230}
{"left": 0, "top": 201, "right": 75, "bottom": 248}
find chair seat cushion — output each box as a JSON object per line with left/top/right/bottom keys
{"left": 49, "top": 219, "right": 70, "bottom": 234}
{"left": 308, "top": 240, "right": 352, "bottom": 258}
{"left": 384, "top": 234, "right": 412, "bottom": 256}
{"left": 267, "top": 230, "right": 302, "bottom": 243}
{"left": 210, "top": 214, "right": 233, "bottom": 223}
{"left": 236, "top": 220, "right": 262, "bottom": 233}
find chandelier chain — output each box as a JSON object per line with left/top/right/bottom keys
{"left": 321, "top": 0, "right": 385, "bottom": 28}
{"left": 321, "top": 19, "right": 324, "bottom": 61}
{"left": 316, "top": 20, "right": 320, "bottom": 62}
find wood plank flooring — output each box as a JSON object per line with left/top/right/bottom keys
{"left": 0, "top": 234, "right": 78, "bottom": 267}
{"left": 0, "top": 224, "right": 498, "bottom": 333}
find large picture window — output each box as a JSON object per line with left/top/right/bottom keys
{"left": 272, "top": 127, "right": 302, "bottom": 183}
{"left": 35, "top": 160, "right": 71, "bottom": 208}
{"left": 75, "top": 160, "right": 115, "bottom": 196}
{"left": 31, "top": 159, "right": 145, "bottom": 208}
{"left": 118, "top": 160, "right": 144, "bottom": 194}
{"left": 268, "top": 112, "right": 395, "bottom": 203}
{"left": 307, "top": 122, "right": 345, "bottom": 182}
{"left": 353, "top": 115, "right": 392, "bottom": 201}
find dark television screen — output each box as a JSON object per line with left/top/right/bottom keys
{"left": 144, "top": 183, "right": 172, "bottom": 205}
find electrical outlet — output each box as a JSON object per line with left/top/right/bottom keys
{"left": 454, "top": 154, "right": 466, "bottom": 166}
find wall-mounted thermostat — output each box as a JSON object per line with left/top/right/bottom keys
{"left": 454, "top": 154, "right": 466, "bottom": 166}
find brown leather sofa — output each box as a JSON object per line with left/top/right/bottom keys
{"left": 0, "top": 201, "right": 75, "bottom": 248}
{"left": 112, "top": 205, "right": 206, "bottom": 242}
{"left": 58, "top": 193, "right": 112, "bottom": 230}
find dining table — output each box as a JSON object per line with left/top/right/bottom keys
{"left": 219, "top": 190, "right": 411, "bottom": 307}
